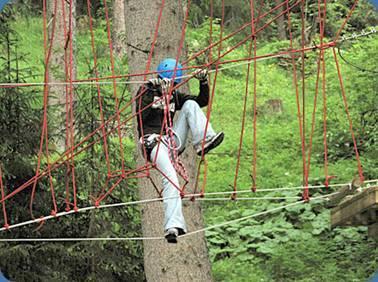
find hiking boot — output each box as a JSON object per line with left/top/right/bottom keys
{"left": 196, "top": 132, "right": 224, "bottom": 156}
{"left": 164, "top": 228, "right": 179, "bottom": 244}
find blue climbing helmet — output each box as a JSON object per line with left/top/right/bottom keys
{"left": 157, "top": 58, "right": 183, "bottom": 83}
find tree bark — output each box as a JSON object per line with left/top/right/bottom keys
{"left": 47, "top": 0, "right": 76, "bottom": 150}
{"left": 125, "top": 0, "right": 213, "bottom": 281}
{"left": 112, "top": 0, "right": 126, "bottom": 56}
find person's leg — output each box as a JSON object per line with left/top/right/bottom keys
{"left": 150, "top": 144, "right": 187, "bottom": 233}
{"left": 173, "top": 100, "right": 216, "bottom": 149}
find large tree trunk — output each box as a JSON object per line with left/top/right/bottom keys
{"left": 47, "top": 0, "right": 76, "bottom": 150}
{"left": 125, "top": 1, "right": 213, "bottom": 281}
{"left": 112, "top": 0, "right": 126, "bottom": 56}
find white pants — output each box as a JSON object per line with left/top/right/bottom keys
{"left": 150, "top": 100, "right": 216, "bottom": 232}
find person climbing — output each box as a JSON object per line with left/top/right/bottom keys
{"left": 136, "top": 58, "right": 224, "bottom": 243}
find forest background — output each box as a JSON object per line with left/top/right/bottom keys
{"left": 0, "top": 0, "right": 377, "bottom": 281}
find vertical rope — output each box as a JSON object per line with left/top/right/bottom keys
{"left": 332, "top": 48, "right": 364, "bottom": 183}
{"left": 193, "top": 0, "right": 214, "bottom": 196}
{"left": 86, "top": 0, "right": 111, "bottom": 175}
{"left": 102, "top": 0, "right": 126, "bottom": 176}
{"left": 300, "top": 0, "right": 309, "bottom": 199}
{"left": 304, "top": 52, "right": 322, "bottom": 195}
{"left": 317, "top": 0, "right": 330, "bottom": 188}
{"left": 68, "top": 0, "right": 78, "bottom": 211}
{"left": 251, "top": 0, "right": 259, "bottom": 193}
{"left": 286, "top": 0, "right": 308, "bottom": 200}
{"left": 182, "top": 0, "right": 295, "bottom": 66}
{"left": 61, "top": 0, "right": 72, "bottom": 212}
{"left": 30, "top": 0, "right": 59, "bottom": 217}
{"left": 197, "top": 0, "right": 225, "bottom": 162}
{"left": 0, "top": 166, "right": 9, "bottom": 228}
{"left": 233, "top": 0, "right": 257, "bottom": 198}
{"left": 137, "top": 0, "right": 166, "bottom": 170}
{"left": 334, "top": 0, "right": 359, "bottom": 42}
{"left": 152, "top": 0, "right": 193, "bottom": 195}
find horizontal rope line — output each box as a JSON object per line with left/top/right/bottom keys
{"left": 195, "top": 196, "right": 301, "bottom": 201}
{"left": 0, "top": 236, "right": 162, "bottom": 242}
{"left": 180, "top": 192, "right": 340, "bottom": 238}
{"left": 0, "top": 48, "right": 300, "bottom": 87}
{"left": 0, "top": 191, "right": 340, "bottom": 242}
{"left": 0, "top": 179, "right": 376, "bottom": 233}
{"left": 339, "top": 27, "right": 376, "bottom": 42}
{"left": 0, "top": 194, "right": 299, "bottom": 232}
{"left": 1, "top": 26, "right": 376, "bottom": 88}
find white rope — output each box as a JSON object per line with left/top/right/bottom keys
{"left": 0, "top": 179, "right": 376, "bottom": 232}
{"left": 339, "top": 26, "right": 376, "bottom": 42}
{"left": 194, "top": 196, "right": 301, "bottom": 201}
{"left": 2, "top": 27, "right": 375, "bottom": 88}
{"left": 0, "top": 194, "right": 294, "bottom": 232}
{"left": 0, "top": 191, "right": 339, "bottom": 242}
{"left": 0, "top": 237, "right": 163, "bottom": 242}
{"left": 181, "top": 191, "right": 340, "bottom": 238}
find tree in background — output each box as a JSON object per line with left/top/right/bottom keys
{"left": 112, "top": 0, "right": 126, "bottom": 56}
{"left": 46, "top": 0, "right": 76, "bottom": 151}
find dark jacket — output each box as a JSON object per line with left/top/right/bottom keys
{"left": 136, "top": 81, "right": 209, "bottom": 138}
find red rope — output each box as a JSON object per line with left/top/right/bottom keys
{"left": 251, "top": 0, "right": 259, "bottom": 193}
{"left": 68, "top": 0, "right": 78, "bottom": 211}
{"left": 95, "top": 177, "right": 124, "bottom": 204}
{"left": 300, "top": 0, "right": 308, "bottom": 199}
{"left": 211, "top": 0, "right": 303, "bottom": 67}
{"left": 332, "top": 48, "right": 364, "bottom": 183}
{"left": 1, "top": 42, "right": 337, "bottom": 90}
{"left": 193, "top": 0, "right": 214, "bottom": 196}
{"left": 0, "top": 166, "right": 9, "bottom": 228}
{"left": 86, "top": 0, "right": 111, "bottom": 175}
{"left": 30, "top": 0, "right": 59, "bottom": 218}
{"left": 233, "top": 0, "right": 258, "bottom": 198}
{"left": 318, "top": 0, "right": 330, "bottom": 188}
{"left": 304, "top": 51, "right": 322, "bottom": 195}
{"left": 182, "top": 0, "right": 294, "bottom": 67}
{"left": 103, "top": 0, "right": 126, "bottom": 176}
{"left": 208, "top": 0, "right": 214, "bottom": 65}
{"left": 167, "top": 0, "right": 193, "bottom": 191}
{"left": 137, "top": 0, "right": 166, "bottom": 169}
{"left": 151, "top": 0, "right": 193, "bottom": 195}
{"left": 0, "top": 87, "right": 155, "bottom": 205}
{"left": 286, "top": 0, "right": 308, "bottom": 200}
{"left": 0, "top": 35, "right": 333, "bottom": 206}
{"left": 334, "top": 0, "right": 359, "bottom": 42}
{"left": 61, "top": 0, "right": 72, "bottom": 212}
{"left": 321, "top": 50, "right": 329, "bottom": 188}
{"left": 193, "top": 0, "right": 225, "bottom": 195}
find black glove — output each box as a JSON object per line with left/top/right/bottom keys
{"left": 148, "top": 78, "right": 161, "bottom": 87}
{"left": 193, "top": 69, "right": 208, "bottom": 81}
{"left": 160, "top": 78, "right": 173, "bottom": 93}
{"left": 148, "top": 77, "right": 173, "bottom": 92}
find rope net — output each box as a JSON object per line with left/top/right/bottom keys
{"left": 0, "top": 0, "right": 371, "bottom": 234}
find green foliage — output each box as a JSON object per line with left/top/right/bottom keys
{"left": 0, "top": 34, "right": 42, "bottom": 182}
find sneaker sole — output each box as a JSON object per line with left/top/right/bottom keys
{"left": 197, "top": 132, "right": 224, "bottom": 156}
{"left": 165, "top": 234, "right": 178, "bottom": 244}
